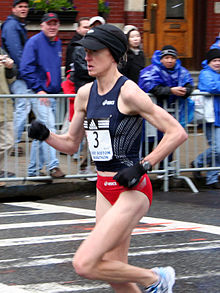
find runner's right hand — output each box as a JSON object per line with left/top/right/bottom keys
{"left": 28, "top": 120, "right": 50, "bottom": 141}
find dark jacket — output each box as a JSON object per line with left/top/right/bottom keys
{"left": 120, "top": 48, "right": 145, "bottom": 84}
{"left": 72, "top": 45, "right": 95, "bottom": 92}
{"left": 1, "top": 15, "right": 28, "bottom": 70}
{"left": 20, "top": 32, "right": 62, "bottom": 94}
{"left": 65, "top": 31, "right": 83, "bottom": 75}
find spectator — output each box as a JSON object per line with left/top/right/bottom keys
{"left": 1, "top": 0, "right": 29, "bottom": 156}
{"left": 120, "top": 27, "right": 145, "bottom": 84}
{"left": 89, "top": 16, "right": 105, "bottom": 28}
{"left": 20, "top": 12, "right": 64, "bottom": 179}
{"left": 0, "top": 49, "right": 17, "bottom": 186}
{"left": 139, "top": 45, "right": 193, "bottom": 167}
{"left": 65, "top": 17, "right": 90, "bottom": 77}
{"left": 191, "top": 48, "right": 220, "bottom": 189}
{"left": 63, "top": 17, "right": 90, "bottom": 122}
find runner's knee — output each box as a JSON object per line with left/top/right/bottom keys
{"left": 73, "top": 254, "right": 96, "bottom": 279}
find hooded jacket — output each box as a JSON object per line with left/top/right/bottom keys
{"left": 1, "top": 15, "right": 28, "bottom": 70}
{"left": 198, "top": 60, "right": 220, "bottom": 127}
{"left": 210, "top": 36, "right": 220, "bottom": 50}
{"left": 20, "top": 31, "right": 62, "bottom": 94}
{"left": 139, "top": 50, "right": 193, "bottom": 107}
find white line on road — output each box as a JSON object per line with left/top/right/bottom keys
{"left": 1, "top": 270, "right": 220, "bottom": 292}
{"left": 0, "top": 241, "right": 219, "bottom": 268}
{"left": 0, "top": 218, "right": 96, "bottom": 230}
{"left": 3, "top": 202, "right": 220, "bottom": 236}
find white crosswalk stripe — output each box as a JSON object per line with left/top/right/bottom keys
{"left": 1, "top": 201, "right": 219, "bottom": 292}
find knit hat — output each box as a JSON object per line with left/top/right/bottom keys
{"left": 13, "top": 0, "right": 29, "bottom": 6}
{"left": 207, "top": 48, "right": 220, "bottom": 63}
{"left": 75, "top": 24, "right": 127, "bottom": 63}
{"left": 160, "top": 45, "right": 177, "bottom": 59}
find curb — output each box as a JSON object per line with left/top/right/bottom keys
{"left": 0, "top": 179, "right": 96, "bottom": 201}
{"left": 0, "top": 176, "right": 211, "bottom": 201}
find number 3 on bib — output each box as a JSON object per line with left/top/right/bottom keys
{"left": 84, "top": 118, "right": 113, "bottom": 161}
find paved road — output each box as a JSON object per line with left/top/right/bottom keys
{"left": 0, "top": 189, "right": 219, "bottom": 292}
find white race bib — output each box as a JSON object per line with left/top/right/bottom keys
{"left": 84, "top": 118, "right": 113, "bottom": 161}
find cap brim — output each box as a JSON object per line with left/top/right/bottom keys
{"left": 75, "top": 37, "right": 107, "bottom": 50}
{"left": 45, "top": 18, "right": 59, "bottom": 23}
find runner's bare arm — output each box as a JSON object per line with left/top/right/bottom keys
{"left": 46, "top": 83, "right": 93, "bottom": 155}
{"left": 119, "top": 80, "right": 188, "bottom": 166}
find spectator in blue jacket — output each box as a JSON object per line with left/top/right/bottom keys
{"left": 191, "top": 48, "right": 220, "bottom": 189}
{"left": 1, "top": 0, "right": 29, "bottom": 156}
{"left": 19, "top": 12, "right": 64, "bottom": 179}
{"left": 139, "top": 45, "right": 193, "bottom": 167}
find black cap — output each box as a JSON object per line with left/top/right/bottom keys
{"left": 76, "top": 24, "right": 127, "bottom": 63}
{"left": 160, "top": 45, "right": 177, "bottom": 59}
{"left": 13, "top": 0, "right": 29, "bottom": 6}
{"left": 207, "top": 48, "right": 220, "bottom": 63}
{"left": 41, "top": 12, "right": 59, "bottom": 23}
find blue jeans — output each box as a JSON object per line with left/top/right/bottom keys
{"left": 10, "top": 80, "right": 59, "bottom": 176}
{"left": 194, "top": 123, "right": 220, "bottom": 185}
{"left": 10, "top": 79, "right": 29, "bottom": 143}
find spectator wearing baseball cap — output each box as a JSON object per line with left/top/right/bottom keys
{"left": 13, "top": 0, "right": 29, "bottom": 7}
{"left": 19, "top": 9, "right": 65, "bottom": 179}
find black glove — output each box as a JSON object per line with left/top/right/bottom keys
{"left": 28, "top": 120, "right": 50, "bottom": 141}
{"left": 113, "top": 163, "right": 146, "bottom": 188}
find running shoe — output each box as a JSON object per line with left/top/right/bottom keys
{"left": 144, "top": 266, "right": 175, "bottom": 293}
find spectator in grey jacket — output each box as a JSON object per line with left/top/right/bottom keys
{"left": 0, "top": 48, "right": 17, "bottom": 185}
{"left": 1, "top": 0, "right": 29, "bottom": 157}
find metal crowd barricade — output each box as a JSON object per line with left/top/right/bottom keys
{"left": 144, "top": 91, "right": 220, "bottom": 192}
{"left": 0, "top": 91, "right": 220, "bottom": 192}
{"left": 0, "top": 93, "right": 97, "bottom": 185}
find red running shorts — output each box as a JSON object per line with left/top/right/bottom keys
{"left": 97, "top": 173, "right": 153, "bottom": 206}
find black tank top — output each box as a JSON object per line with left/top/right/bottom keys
{"left": 84, "top": 76, "right": 143, "bottom": 172}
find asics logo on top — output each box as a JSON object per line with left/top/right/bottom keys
{"left": 102, "top": 100, "right": 115, "bottom": 106}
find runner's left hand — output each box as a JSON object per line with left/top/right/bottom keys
{"left": 113, "top": 163, "right": 146, "bottom": 188}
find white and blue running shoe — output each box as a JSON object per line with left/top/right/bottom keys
{"left": 144, "top": 266, "right": 175, "bottom": 293}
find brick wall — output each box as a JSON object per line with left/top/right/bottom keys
{"left": 206, "top": 0, "right": 220, "bottom": 49}
{"left": 1, "top": 1, "right": 219, "bottom": 67}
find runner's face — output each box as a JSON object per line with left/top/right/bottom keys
{"left": 85, "top": 48, "right": 115, "bottom": 77}
{"left": 12, "top": 2, "right": 29, "bottom": 19}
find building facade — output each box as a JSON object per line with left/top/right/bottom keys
{"left": 0, "top": 0, "right": 219, "bottom": 70}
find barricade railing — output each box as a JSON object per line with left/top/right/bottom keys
{"left": 0, "top": 92, "right": 219, "bottom": 192}
{"left": 145, "top": 91, "right": 220, "bottom": 192}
